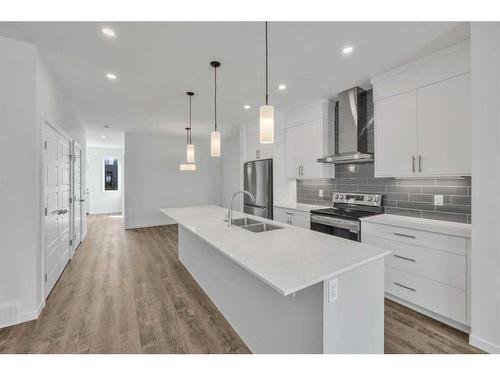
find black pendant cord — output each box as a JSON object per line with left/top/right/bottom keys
{"left": 214, "top": 65, "right": 217, "bottom": 132}
{"left": 186, "top": 91, "right": 194, "bottom": 145}
{"left": 265, "top": 21, "right": 269, "bottom": 106}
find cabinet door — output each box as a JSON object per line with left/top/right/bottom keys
{"left": 417, "top": 73, "right": 471, "bottom": 176}
{"left": 285, "top": 125, "right": 303, "bottom": 178}
{"left": 374, "top": 91, "right": 418, "bottom": 177}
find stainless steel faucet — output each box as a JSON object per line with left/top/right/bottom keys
{"left": 228, "top": 190, "right": 256, "bottom": 226}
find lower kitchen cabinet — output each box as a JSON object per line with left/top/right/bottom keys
{"left": 274, "top": 207, "right": 310, "bottom": 229}
{"left": 361, "top": 216, "right": 471, "bottom": 330}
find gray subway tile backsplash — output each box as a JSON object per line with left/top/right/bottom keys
{"left": 296, "top": 89, "right": 471, "bottom": 224}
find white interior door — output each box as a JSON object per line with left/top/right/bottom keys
{"left": 72, "top": 141, "right": 83, "bottom": 252}
{"left": 43, "top": 123, "right": 72, "bottom": 298}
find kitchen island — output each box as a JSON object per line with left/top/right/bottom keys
{"left": 161, "top": 205, "right": 389, "bottom": 353}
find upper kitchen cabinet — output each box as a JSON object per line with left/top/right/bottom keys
{"left": 285, "top": 99, "right": 335, "bottom": 179}
{"left": 246, "top": 131, "right": 273, "bottom": 161}
{"left": 371, "top": 40, "right": 471, "bottom": 178}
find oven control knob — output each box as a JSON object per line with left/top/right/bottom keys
{"left": 339, "top": 194, "right": 344, "bottom": 199}
{"left": 367, "top": 196, "right": 373, "bottom": 202}
{"left": 335, "top": 194, "right": 339, "bottom": 199}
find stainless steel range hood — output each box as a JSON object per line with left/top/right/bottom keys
{"left": 318, "top": 86, "right": 373, "bottom": 164}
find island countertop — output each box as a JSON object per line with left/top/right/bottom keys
{"left": 161, "top": 205, "right": 390, "bottom": 296}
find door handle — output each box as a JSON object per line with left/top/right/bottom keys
{"left": 412, "top": 156, "right": 416, "bottom": 173}
{"left": 393, "top": 254, "right": 416, "bottom": 262}
{"left": 79, "top": 199, "right": 85, "bottom": 202}
{"left": 59, "top": 209, "right": 68, "bottom": 215}
{"left": 394, "top": 282, "right": 416, "bottom": 292}
{"left": 393, "top": 232, "right": 416, "bottom": 239}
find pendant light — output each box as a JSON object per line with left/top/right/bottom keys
{"left": 180, "top": 91, "right": 196, "bottom": 171}
{"left": 260, "top": 21, "right": 274, "bottom": 144}
{"left": 210, "top": 61, "right": 221, "bottom": 157}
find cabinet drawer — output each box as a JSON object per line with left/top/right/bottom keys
{"left": 274, "top": 207, "right": 310, "bottom": 228}
{"left": 363, "top": 234, "right": 465, "bottom": 289}
{"left": 385, "top": 267, "right": 466, "bottom": 324}
{"left": 362, "top": 222, "right": 466, "bottom": 256}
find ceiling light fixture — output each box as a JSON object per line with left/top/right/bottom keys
{"left": 260, "top": 21, "right": 274, "bottom": 144}
{"left": 101, "top": 27, "right": 116, "bottom": 38}
{"left": 342, "top": 46, "right": 354, "bottom": 55}
{"left": 244, "top": 105, "right": 251, "bottom": 110}
{"left": 180, "top": 92, "right": 196, "bottom": 171}
{"left": 210, "top": 61, "right": 222, "bottom": 158}
{"left": 278, "top": 84, "right": 286, "bottom": 90}
{"left": 106, "top": 73, "right": 117, "bottom": 80}
{"left": 101, "top": 135, "right": 107, "bottom": 139}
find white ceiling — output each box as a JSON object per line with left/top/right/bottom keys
{"left": 0, "top": 22, "right": 469, "bottom": 141}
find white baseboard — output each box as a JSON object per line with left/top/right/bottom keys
{"left": 0, "top": 300, "right": 45, "bottom": 329}
{"left": 385, "top": 293, "right": 470, "bottom": 333}
{"left": 125, "top": 221, "right": 175, "bottom": 230}
{"left": 469, "top": 335, "right": 500, "bottom": 354}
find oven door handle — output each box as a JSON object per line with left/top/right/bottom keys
{"left": 310, "top": 215, "right": 359, "bottom": 232}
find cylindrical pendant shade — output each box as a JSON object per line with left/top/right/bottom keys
{"left": 186, "top": 144, "right": 195, "bottom": 164}
{"left": 210, "top": 131, "right": 221, "bottom": 157}
{"left": 179, "top": 163, "right": 196, "bottom": 171}
{"left": 259, "top": 105, "right": 275, "bottom": 144}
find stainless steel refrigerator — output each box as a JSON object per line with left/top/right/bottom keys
{"left": 243, "top": 159, "right": 273, "bottom": 219}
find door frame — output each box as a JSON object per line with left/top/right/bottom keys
{"left": 41, "top": 115, "right": 74, "bottom": 300}
{"left": 72, "top": 140, "right": 83, "bottom": 254}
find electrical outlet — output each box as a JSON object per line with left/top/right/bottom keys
{"left": 318, "top": 189, "right": 324, "bottom": 198}
{"left": 328, "top": 278, "right": 338, "bottom": 303}
{"left": 434, "top": 195, "right": 444, "bottom": 206}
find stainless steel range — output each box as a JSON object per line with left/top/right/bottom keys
{"left": 310, "top": 192, "right": 383, "bottom": 241}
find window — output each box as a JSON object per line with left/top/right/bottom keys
{"left": 103, "top": 157, "right": 119, "bottom": 191}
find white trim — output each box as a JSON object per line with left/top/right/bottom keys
{"left": 370, "top": 38, "right": 470, "bottom": 84}
{"left": 469, "top": 335, "right": 500, "bottom": 354}
{"left": 124, "top": 221, "right": 173, "bottom": 230}
{"left": 19, "top": 300, "right": 46, "bottom": 324}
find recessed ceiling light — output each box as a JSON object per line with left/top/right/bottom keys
{"left": 342, "top": 46, "right": 354, "bottom": 55}
{"left": 106, "top": 73, "right": 117, "bottom": 80}
{"left": 101, "top": 27, "right": 116, "bottom": 38}
{"left": 244, "top": 105, "right": 251, "bottom": 110}
{"left": 278, "top": 84, "right": 286, "bottom": 90}
{"left": 101, "top": 135, "right": 107, "bottom": 139}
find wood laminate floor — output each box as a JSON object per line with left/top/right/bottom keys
{"left": 0, "top": 214, "right": 483, "bottom": 354}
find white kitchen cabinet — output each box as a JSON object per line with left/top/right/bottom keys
{"left": 361, "top": 216, "right": 470, "bottom": 330}
{"left": 371, "top": 40, "right": 471, "bottom": 178}
{"left": 374, "top": 91, "right": 418, "bottom": 177}
{"left": 285, "top": 119, "right": 334, "bottom": 179}
{"left": 246, "top": 132, "right": 273, "bottom": 161}
{"left": 274, "top": 207, "right": 310, "bottom": 229}
{"left": 417, "top": 73, "right": 471, "bottom": 176}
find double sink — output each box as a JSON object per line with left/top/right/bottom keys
{"left": 231, "top": 217, "right": 283, "bottom": 233}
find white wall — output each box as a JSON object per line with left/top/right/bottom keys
{"left": 124, "top": 133, "right": 222, "bottom": 229}
{"left": 0, "top": 36, "right": 86, "bottom": 328}
{"left": 87, "top": 147, "right": 123, "bottom": 214}
{"left": 469, "top": 23, "right": 500, "bottom": 354}
{"left": 221, "top": 134, "right": 242, "bottom": 210}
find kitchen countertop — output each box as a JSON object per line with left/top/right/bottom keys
{"left": 360, "top": 214, "right": 471, "bottom": 238}
{"left": 274, "top": 202, "right": 330, "bottom": 212}
{"left": 161, "top": 205, "right": 389, "bottom": 296}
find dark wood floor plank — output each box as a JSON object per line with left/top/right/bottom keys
{"left": 0, "top": 214, "right": 482, "bottom": 354}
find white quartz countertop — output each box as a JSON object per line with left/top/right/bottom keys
{"left": 274, "top": 202, "right": 330, "bottom": 212}
{"left": 360, "top": 214, "right": 471, "bottom": 238}
{"left": 161, "top": 205, "right": 390, "bottom": 296}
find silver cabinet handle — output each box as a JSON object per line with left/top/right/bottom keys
{"left": 285, "top": 212, "right": 295, "bottom": 216}
{"left": 301, "top": 165, "right": 304, "bottom": 176}
{"left": 412, "top": 156, "right": 416, "bottom": 173}
{"left": 298, "top": 165, "right": 301, "bottom": 177}
{"left": 418, "top": 155, "right": 422, "bottom": 172}
{"left": 394, "top": 282, "right": 416, "bottom": 292}
{"left": 393, "top": 232, "right": 416, "bottom": 239}
{"left": 79, "top": 199, "right": 85, "bottom": 202}
{"left": 393, "top": 254, "right": 416, "bottom": 262}
{"left": 59, "top": 209, "right": 68, "bottom": 215}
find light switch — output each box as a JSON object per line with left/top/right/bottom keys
{"left": 328, "top": 278, "right": 338, "bottom": 303}
{"left": 318, "top": 189, "right": 324, "bottom": 198}
{"left": 434, "top": 195, "right": 444, "bottom": 206}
